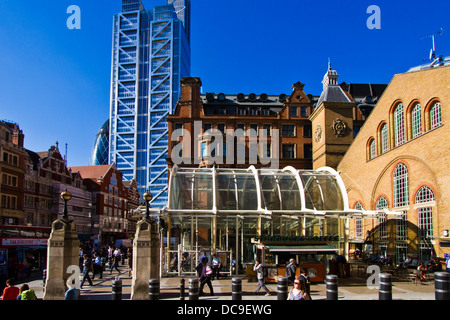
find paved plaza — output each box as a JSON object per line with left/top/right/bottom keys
{"left": 22, "top": 269, "right": 438, "bottom": 301}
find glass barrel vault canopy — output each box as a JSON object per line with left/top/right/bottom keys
{"left": 167, "top": 166, "right": 350, "bottom": 217}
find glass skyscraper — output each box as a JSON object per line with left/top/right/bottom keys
{"left": 109, "top": 0, "right": 191, "bottom": 207}
{"left": 90, "top": 120, "right": 110, "bottom": 165}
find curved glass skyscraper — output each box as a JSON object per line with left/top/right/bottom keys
{"left": 90, "top": 120, "right": 110, "bottom": 166}
{"left": 109, "top": 0, "right": 191, "bottom": 207}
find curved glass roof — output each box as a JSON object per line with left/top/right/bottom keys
{"left": 166, "top": 166, "right": 351, "bottom": 217}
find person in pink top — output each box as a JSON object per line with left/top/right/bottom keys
{"left": 2, "top": 279, "right": 20, "bottom": 300}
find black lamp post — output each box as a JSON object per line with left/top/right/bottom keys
{"left": 143, "top": 191, "right": 153, "bottom": 220}
{"left": 61, "top": 189, "right": 72, "bottom": 220}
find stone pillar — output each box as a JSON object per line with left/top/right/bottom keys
{"left": 130, "top": 219, "right": 161, "bottom": 300}
{"left": 43, "top": 219, "right": 79, "bottom": 300}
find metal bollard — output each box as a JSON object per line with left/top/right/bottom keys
{"left": 232, "top": 277, "right": 242, "bottom": 300}
{"left": 180, "top": 278, "right": 185, "bottom": 300}
{"left": 379, "top": 273, "right": 392, "bottom": 300}
{"left": 435, "top": 272, "right": 450, "bottom": 300}
{"left": 277, "top": 276, "right": 288, "bottom": 300}
{"left": 112, "top": 277, "right": 122, "bottom": 300}
{"left": 326, "top": 275, "right": 338, "bottom": 300}
{"left": 149, "top": 278, "right": 160, "bottom": 300}
{"left": 189, "top": 278, "right": 199, "bottom": 300}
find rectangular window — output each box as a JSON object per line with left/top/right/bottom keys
{"left": 290, "top": 107, "right": 297, "bottom": 117}
{"left": 303, "top": 125, "right": 312, "bottom": 138}
{"left": 282, "top": 144, "right": 295, "bottom": 159}
{"left": 282, "top": 125, "right": 295, "bottom": 137}
{"left": 303, "top": 144, "right": 312, "bottom": 159}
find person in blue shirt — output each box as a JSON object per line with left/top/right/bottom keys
{"left": 211, "top": 253, "right": 222, "bottom": 280}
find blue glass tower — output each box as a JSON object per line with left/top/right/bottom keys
{"left": 90, "top": 120, "right": 110, "bottom": 165}
{"left": 109, "top": 0, "right": 191, "bottom": 207}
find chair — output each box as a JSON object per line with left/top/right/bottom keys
{"left": 409, "top": 269, "right": 419, "bottom": 285}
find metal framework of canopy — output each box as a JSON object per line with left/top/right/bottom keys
{"left": 136, "top": 166, "right": 401, "bottom": 220}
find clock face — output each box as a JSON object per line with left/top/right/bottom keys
{"left": 308, "top": 268, "right": 317, "bottom": 279}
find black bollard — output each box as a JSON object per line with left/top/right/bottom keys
{"left": 112, "top": 277, "right": 122, "bottom": 300}
{"left": 43, "top": 269, "right": 46, "bottom": 292}
{"left": 379, "top": 273, "right": 392, "bottom": 300}
{"left": 326, "top": 275, "right": 338, "bottom": 300}
{"left": 277, "top": 276, "right": 288, "bottom": 300}
{"left": 232, "top": 277, "right": 242, "bottom": 300}
{"left": 435, "top": 272, "right": 450, "bottom": 300}
{"left": 180, "top": 278, "right": 185, "bottom": 300}
{"left": 149, "top": 278, "right": 160, "bottom": 300}
{"left": 189, "top": 278, "right": 199, "bottom": 300}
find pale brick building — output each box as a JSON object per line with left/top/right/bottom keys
{"left": 336, "top": 64, "right": 449, "bottom": 263}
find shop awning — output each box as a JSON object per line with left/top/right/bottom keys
{"left": 265, "top": 245, "right": 339, "bottom": 254}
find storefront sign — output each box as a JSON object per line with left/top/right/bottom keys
{"left": 1, "top": 238, "right": 48, "bottom": 247}
{"left": 253, "top": 235, "right": 340, "bottom": 242}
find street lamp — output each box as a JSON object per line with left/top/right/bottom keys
{"left": 61, "top": 189, "right": 72, "bottom": 220}
{"left": 143, "top": 191, "right": 153, "bottom": 220}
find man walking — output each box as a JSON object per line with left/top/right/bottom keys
{"left": 286, "top": 258, "right": 296, "bottom": 286}
{"left": 254, "top": 260, "right": 271, "bottom": 296}
{"left": 212, "top": 253, "right": 222, "bottom": 280}
{"left": 80, "top": 254, "right": 93, "bottom": 288}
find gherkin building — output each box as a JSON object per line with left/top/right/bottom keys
{"left": 90, "top": 120, "right": 109, "bottom": 165}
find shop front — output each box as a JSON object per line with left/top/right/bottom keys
{"left": 252, "top": 235, "right": 339, "bottom": 283}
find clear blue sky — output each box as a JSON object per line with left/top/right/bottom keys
{"left": 0, "top": 0, "right": 448, "bottom": 166}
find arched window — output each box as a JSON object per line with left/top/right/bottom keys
{"left": 394, "top": 103, "right": 405, "bottom": 147}
{"left": 381, "top": 123, "right": 389, "bottom": 154}
{"left": 430, "top": 102, "right": 442, "bottom": 129}
{"left": 416, "top": 186, "right": 435, "bottom": 241}
{"left": 411, "top": 103, "right": 422, "bottom": 139}
{"left": 393, "top": 163, "right": 408, "bottom": 207}
{"left": 376, "top": 196, "right": 388, "bottom": 240}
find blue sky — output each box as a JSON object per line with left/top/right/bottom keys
{"left": 0, "top": 0, "right": 448, "bottom": 166}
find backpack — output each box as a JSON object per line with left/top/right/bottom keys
{"left": 21, "top": 289, "right": 36, "bottom": 300}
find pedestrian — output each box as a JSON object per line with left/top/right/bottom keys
{"left": 80, "top": 254, "right": 93, "bottom": 288}
{"left": 1, "top": 279, "right": 19, "bottom": 300}
{"left": 446, "top": 256, "right": 450, "bottom": 273}
{"left": 285, "top": 258, "right": 296, "bottom": 285}
{"left": 297, "top": 268, "right": 311, "bottom": 300}
{"left": 198, "top": 257, "right": 214, "bottom": 296}
{"left": 17, "top": 284, "right": 37, "bottom": 300}
{"left": 211, "top": 253, "right": 221, "bottom": 280}
{"left": 92, "top": 252, "right": 103, "bottom": 280}
{"left": 253, "top": 260, "right": 271, "bottom": 296}
{"left": 127, "top": 248, "right": 133, "bottom": 277}
{"left": 109, "top": 247, "right": 121, "bottom": 274}
{"left": 287, "top": 279, "right": 310, "bottom": 300}
{"left": 107, "top": 245, "right": 113, "bottom": 268}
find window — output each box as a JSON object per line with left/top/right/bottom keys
{"left": 303, "top": 125, "right": 312, "bottom": 138}
{"left": 290, "top": 107, "right": 297, "bottom": 117}
{"left": 430, "top": 102, "right": 442, "bottom": 129}
{"left": 396, "top": 211, "right": 407, "bottom": 241}
{"left": 394, "top": 103, "right": 405, "bottom": 147}
{"left": 303, "top": 144, "right": 312, "bottom": 159}
{"left": 300, "top": 107, "right": 307, "bottom": 117}
{"left": 282, "top": 144, "right": 295, "bottom": 159}
{"left": 354, "top": 202, "right": 363, "bottom": 239}
{"left": 282, "top": 125, "right": 295, "bottom": 137}
{"left": 393, "top": 163, "right": 408, "bottom": 207}
{"left": 262, "top": 124, "right": 271, "bottom": 137}
{"left": 411, "top": 103, "right": 422, "bottom": 139}
{"left": 416, "top": 186, "right": 435, "bottom": 241}
{"left": 370, "top": 139, "right": 376, "bottom": 159}
{"left": 381, "top": 124, "right": 389, "bottom": 153}
{"left": 376, "top": 196, "right": 388, "bottom": 241}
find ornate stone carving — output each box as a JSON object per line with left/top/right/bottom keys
{"left": 314, "top": 125, "right": 322, "bottom": 142}
{"left": 331, "top": 118, "right": 350, "bottom": 137}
